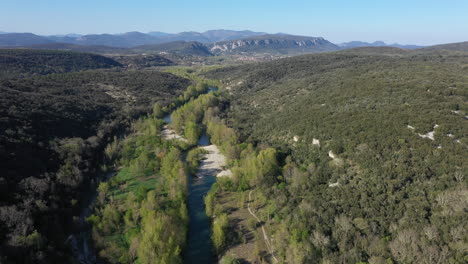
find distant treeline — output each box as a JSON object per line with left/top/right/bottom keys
{"left": 0, "top": 49, "right": 123, "bottom": 79}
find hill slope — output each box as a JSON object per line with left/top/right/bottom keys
{"left": 420, "top": 41, "right": 468, "bottom": 52}
{"left": 0, "top": 49, "right": 122, "bottom": 79}
{"left": 205, "top": 52, "right": 468, "bottom": 263}
{"left": 110, "top": 54, "right": 175, "bottom": 68}
{"left": 336, "top": 46, "right": 413, "bottom": 56}
{"left": 0, "top": 69, "right": 190, "bottom": 263}
{"left": 23, "top": 43, "right": 128, "bottom": 54}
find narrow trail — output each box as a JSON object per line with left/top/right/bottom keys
{"left": 247, "top": 190, "right": 279, "bottom": 263}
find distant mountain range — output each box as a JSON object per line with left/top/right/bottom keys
{"left": 3, "top": 29, "right": 467, "bottom": 57}
{"left": 0, "top": 33, "right": 55, "bottom": 46}
{"left": 0, "top": 30, "right": 267, "bottom": 48}
{"left": 339, "top": 41, "right": 424, "bottom": 50}
{"left": 0, "top": 30, "right": 424, "bottom": 50}
{"left": 16, "top": 36, "right": 340, "bottom": 56}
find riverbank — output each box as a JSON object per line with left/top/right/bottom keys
{"left": 76, "top": 69, "right": 228, "bottom": 264}
{"left": 84, "top": 116, "right": 189, "bottom": 263}
{"left": 207, "top": 190, "right": 277, "bottom": 263}
{"left": 161, "top": 124, "right": 188, "bottom": 142}
{"left": 197, "top": 145, "right": 232, "bottom": 178}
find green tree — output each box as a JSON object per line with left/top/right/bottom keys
{"left": 254, "top": 148, "right": 279, "bottom": 186}
{"left": 212, "top": 213, "right": 229, "bottom": 254}
{"left": 184, "top": 121, "right": 201, "bottom": 145}
{"left": 137, "top": 212, "right": 183, "bottom": 264}
{"left": 152, "top": 102, "right": 163, "bottom": 118}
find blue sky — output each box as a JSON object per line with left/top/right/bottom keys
{"left": 1, "top": 0, "right": 467, "bottom": 45}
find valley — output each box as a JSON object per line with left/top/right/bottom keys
{"left": 0, "top": 35, "right": 467, "bottom": 264}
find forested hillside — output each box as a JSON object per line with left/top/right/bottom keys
{"left": 111, "top": 54, "right": 175, "bottom": 68}
{"left": 0, "top": 49, "right": 122, "bottom": 79}
{"left": 133, "top": 41, "right": 214, "bottom": 56}
{"left": 204, "top": 50, "right": 468, "bottom": 263}
{"left": 0, "top": 70, "right": 190, "bottom": 263}
{"left": 24, "top": 43, "right": 128, "bottom": 54}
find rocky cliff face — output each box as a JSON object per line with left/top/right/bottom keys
{"left": 209, "top": 34, "right": 339, "bottom": 54}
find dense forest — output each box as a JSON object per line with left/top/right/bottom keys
{"left": 203, "top": 50, "right": 468, "bottom": 263}
{"left": 1, "top": 44, "right": 467, "bottom": 264}
{"left": 0, "top": 66, "right": 190, "bottom": 263}
{"left": 0, "top": 49, "right": 122, "bottom": 79}
{"left": 110, "top": 54, "right": 175, "bottom": 69}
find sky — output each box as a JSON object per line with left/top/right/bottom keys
{"left": 1, "top": 0, "right": 467, "bottom": 45}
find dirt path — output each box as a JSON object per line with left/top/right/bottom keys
{"left": 197, "top": 145, "right": 232, "bottom": 178}
{"left": 248, "top": 190, "right": 278, "bottom": 263}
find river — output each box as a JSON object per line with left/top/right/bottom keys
{"left": 72, "top": 88, "right": 218, "bottom": 263}
{"left": 164, "top": 112, "right": 216, "bottom": 264}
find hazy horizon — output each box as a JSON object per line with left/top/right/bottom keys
{"left": 0, "top": 29, "right": 463, "bottom": 46}
{"left": 2, "top": 0, "right": 468, "bottom": 45}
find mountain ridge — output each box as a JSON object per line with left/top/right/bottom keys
{"left": 0, "top": 30, "right": 268, "bottom": 48}
{"left": 0, "top": 33, "right": 54, "bottom": 46}
{"left": 339, "top": 40, "right": 424, "bottom": 49}
{"left": 0, "top": 30, "right": 425, "bottom": 49}
{"left": 209, "top": 34, "right": 339, "bottom": 54}
{"left": 5, "top": 30, "right": 468, "bottom": 57}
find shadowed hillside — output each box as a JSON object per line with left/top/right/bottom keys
{"left": 0, "top": 70, "right": 190, "bottom": 263}
{"left": 0, "top": 49, "right": 122, "bottom": 79}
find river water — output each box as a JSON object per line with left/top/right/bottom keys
{"left": 183, "top": 132, "right": 216, "bottom": 263}
{"left": 164, "top": 112, "right": 216, "bottom": 264}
